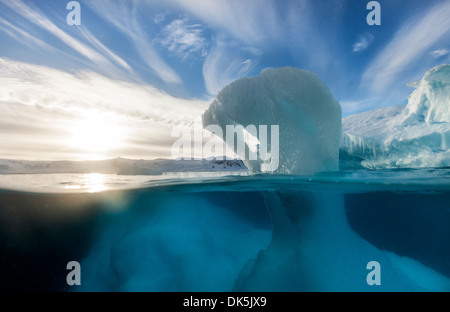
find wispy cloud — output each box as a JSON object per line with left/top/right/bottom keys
{"left": 77, "top": 26, "right": 132, "bottom": 71}
{"left": 430, "top": 48, "right": 450, "bottom": 58}
{"left": 284, "top": 0, "right": 339, "bottom": 75}
{"left": 0, "top": 0, "right": 135, "bottom": 80}
{"left": 0, "top": 17, "right": 56, "bottom": 52}
{"left": 168, "top": 0, "right": 281, "bottom": 46}
{"left": 161, "top": 0, "right": 291, "bottom": 95}
{"left": 87, "top": 0, "right": 182, "bottom": 84}
{"left": 340, "top": 97, "right": 386, "bottom": 117}
{"left": 157, "top": 18, "right": 208, "bottom": 61}
{"left": 361, "top": 0, "right": 450, "bottom": 93}
{"left": 153, "top": 12, "right": 167, "bottom": 24}
{"left": 164, "top": 0, "right": 329, "bottom": 95}
{"left": 202, "top": 39, "right": 256, "bottom": 96}
{"left": 1, "top": 0, "right": 105, "bottom": 63}
{"left": 352, "top": 34, "right": 374, "bottom": 53}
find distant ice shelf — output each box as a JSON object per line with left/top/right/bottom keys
{"left": 341, "top": 64, "right": 450, "bottom": 169}
{"left": 0, "top": 158, "right": 247, "bottom": 175}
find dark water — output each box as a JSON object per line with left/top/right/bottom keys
{"left": 0, "top": 170, "right": 449, "bottom": 292}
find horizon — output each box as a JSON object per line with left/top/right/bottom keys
{"left": 1, "top": 0, "right": 450, "bottom": 161}
{"left": 0, "top": 156, "right": 246, "bottom": 162}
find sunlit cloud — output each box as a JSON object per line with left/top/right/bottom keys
{"left": 0, "top": 58, "right": 208, "bottom": 160}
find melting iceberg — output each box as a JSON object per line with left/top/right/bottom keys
{"left": 203, "top": 67, "right": 342, "bottom": 175}
{"left": 341, "top": 64, "right": 450, "bottom": 169}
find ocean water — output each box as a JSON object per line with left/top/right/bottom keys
{"left": 0, "top": 169, "right": 449, "bottom": 292}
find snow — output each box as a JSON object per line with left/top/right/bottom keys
{"left": 202, "top": 67, "right": 342, "bottom": 175}
{"left": 341, "top": 65, "right": 450, "bottom": 169}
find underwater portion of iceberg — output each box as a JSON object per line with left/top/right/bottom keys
{"left": 341, "top": 64, "right": 450, "bottom": 169}
{"left": 78, "top": 191, "right": 272, "bottom": 292}
{"left": 203, "top": 67, "right": 342, "bottom": 175}
{"left": 74, "top": 186, "right": 450, "bottom": 292}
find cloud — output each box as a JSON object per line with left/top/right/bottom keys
{"left": 167, "top": 0, "right": 281, "bottom": 46}
{"left": 284, "top": 0, "right": 339, "bottom": 75}
{"left": 0, "top": 58, "right": 208, "bottom": 160}
{"left": 153, "top": 12, "right": 168, "bottom": 24}
{"left": 0, "top": 0, "right": 105, "bottom": 64}
{"left": 157, "top": 18, "right": 208, "bottom": 60}
{"left": 202, "top": 39, "right": 256, "bottom": 96}
{"left": 0, "top": 0, "right": 136, "bottom": 81}
{"left": 77, "top": 26, "right": 132, "bottom": 71}
{"left": 87, "top": 0, "right": 182, "bottom": 84}
{"left": 352, "top": 34, "right": 374, "bottom": 53}
{"left": 430, "top": 49, "right": 450, "bottom": 58}
{"left": 340, "top": 97, "right": 386, "bottom": 117}
{"left": 361, "top": 1, "right": 450, "bottom": 93}
{"left": 0, "top": 17, "right": 56, "bottom": 52}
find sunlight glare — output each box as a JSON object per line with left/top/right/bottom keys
{"left": 69, "top": 112, "right": 122, "bottom": 156}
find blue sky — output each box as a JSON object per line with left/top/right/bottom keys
{"left": 0, "top": 0, "right": 449, "bottom": 160}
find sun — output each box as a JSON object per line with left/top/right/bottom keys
{"left": 69, "top": 112, "right": 122, "bottom": 158}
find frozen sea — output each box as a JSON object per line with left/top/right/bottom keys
{"left": 0, "top": 169, "right": 449, "bottom": 292}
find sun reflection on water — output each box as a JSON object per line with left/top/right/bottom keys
{"left": 64, "top": 173, "right": 107, "bottom": 193}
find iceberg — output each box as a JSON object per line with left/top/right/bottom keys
{"left": 341, "top": 64, "right": 450, "bottom": 169}
{"left": 203, "top": 67, "right": 342, "bottom": 175}
{"left": 402, "top": 64, "right": 450, "bottom": 125}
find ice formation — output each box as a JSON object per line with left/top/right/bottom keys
{"left": 202, "top": 67, "right": 342, "bottom": 175}
{"left": 234, "top": 191, "right": 450, "bottom": 291}
{"left": 341, "top": 64, "right": 450, "bottom": 169}
{"left": 402, "top": 64, "right": 450, "bottom": 125}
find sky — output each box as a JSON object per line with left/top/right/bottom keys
{"left": 0, "top": 0, "right": 449, "bottom": 160}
